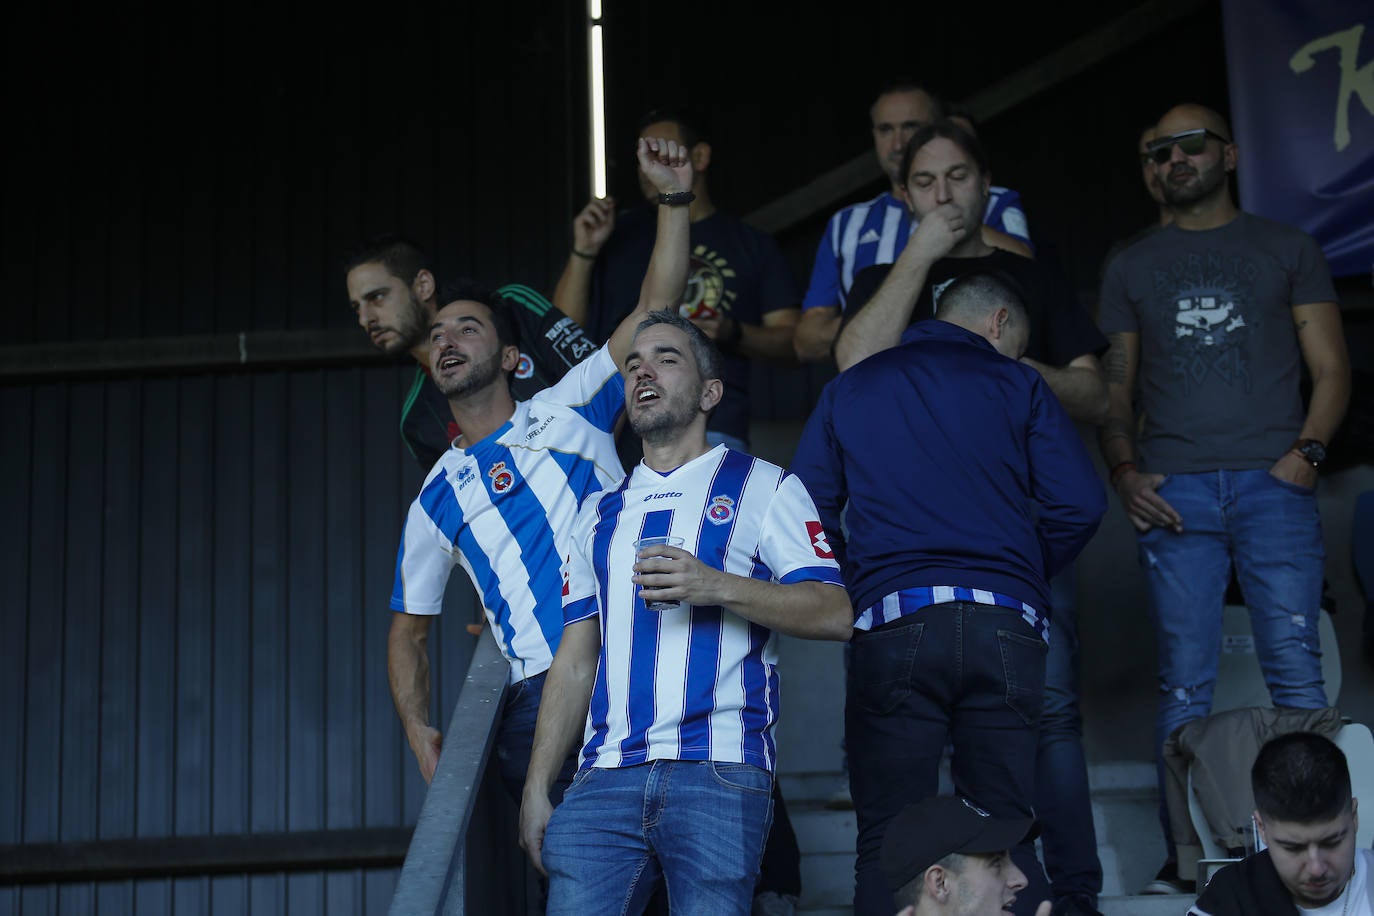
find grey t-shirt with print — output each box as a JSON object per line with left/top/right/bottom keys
{"left": 1097, "top": 212, "right": 1337, "bottom": 475}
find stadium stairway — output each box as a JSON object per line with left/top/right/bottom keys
{"left": 773, "top": 636, "right": 1193, "bottom": 916}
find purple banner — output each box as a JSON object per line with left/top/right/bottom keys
{"left": 1221, "top": 1, "right": 1373, "bottom": 278}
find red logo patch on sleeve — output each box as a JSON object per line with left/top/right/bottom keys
{"left": 806, "top": 521, "right": 834, "bottom": 559}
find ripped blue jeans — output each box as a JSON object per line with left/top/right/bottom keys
{"left": 1137, "top": 468, "right": 1327, "bottom": 855}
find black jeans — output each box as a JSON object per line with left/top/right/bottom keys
{"left": 847, "top": 601, "right": 1050, "bottom": 916}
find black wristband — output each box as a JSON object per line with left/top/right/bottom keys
{"left": 571, "top": 248, "right": 596, "bottom": 260}
{"left": 657, "top": 190, "right": 695, "bottom": 207}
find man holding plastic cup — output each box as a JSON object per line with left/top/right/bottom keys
{"left": 519, "top": 310, "right": 852, "bottom": 915}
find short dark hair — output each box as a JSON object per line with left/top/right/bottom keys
{"left": 935, "top": 270, "right": 1029, "bottom": 329}
{"left": 633, "top": 308, "right": 723, "bottom": 383}
{"left": 871, "top": 79, "right": 946, "bottom": 120}
{"left": 342, "top": 233, "right": 431, "bottom": 285}
{"left": 636, "top": 106, "right": 710, "bottom": 149}
{"left": 1251, "top": 731, "right": 1352, "bottom": 824}
{"left": 437, "top": 279, "right": 521, "bottom": 351}
{"left": 899, "top": 118, "right": 991, "bottom": 186}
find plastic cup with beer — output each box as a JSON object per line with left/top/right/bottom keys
{"left": 633, "top": 535, "right": 685, "bottom": 611}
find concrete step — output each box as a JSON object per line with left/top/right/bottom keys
{"left": 1101, "top": 893, "right": 1194, "bottom": 915}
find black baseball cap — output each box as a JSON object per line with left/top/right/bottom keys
{"left": 881, "top": 796, "right": 1038, "bottom": 893}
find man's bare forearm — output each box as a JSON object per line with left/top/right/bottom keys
{"left": 552, "top": 256, "right": 594, "bottom": 329}
{"left": 1298, "top": 370, "right": 1350, "bottom": 447}
{"left": 523, "top": 623, "right": 599, "bottom": 799}
{"left": 1292, "top": 301, "right": 1351, "bottom": 446}
{"left": 834, "top": 255, "right": 932, "bottom": 370}
{"left": 1024, "top": 357, "right": 1109, "bottom": 424}
{"left": 794, "top": 307, "right": 840, "bottom": 362}
{"left": 716, "top": 578, "right": 852, "bottom": 641}
{"left": 1096, "top": 332, "right": 1139, "bottom": 467}
{"left": 1097, "top": 414, "right": 1136, "bottom": 468}
{"left": 387, "top": 615, "right": 433, "bottom": 739}
{"left": 640, "top": 201, "right": 689, "bottom": 315}
{"left": 738, "top": 312, "right": 801, "bottom": 363}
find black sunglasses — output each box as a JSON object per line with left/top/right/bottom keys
{"left": 1146, "top": 128, "right": 1231, "bottom": 164}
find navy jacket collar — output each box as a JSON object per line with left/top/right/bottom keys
{"left": 904, "top": 319, "right": 997, "bottom": 354}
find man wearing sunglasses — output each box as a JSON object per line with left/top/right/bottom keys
{"left": 1097, "top": 102, "right": 1351, "bottom": 896}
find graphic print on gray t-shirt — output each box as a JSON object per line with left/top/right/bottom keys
{"left": 1165, "top": 256, "right": 1254, "bottom": 392}
{"left": 1097, "top": 213, "right": 1337, "bottom": 475}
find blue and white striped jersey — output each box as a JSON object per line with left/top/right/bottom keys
{"left": 802, "top": 192, "right": 911, "bottom": 312}
{"left": 391, "top": 345, "right": 627, "bottom": 684}
{"left": 985, "top": 186, "right": 1031, "bottom": 249}
{"left": 560, "top": 445, "right": 844, "bottom": 773}
{"left": 801, "top": 187, "right": 1034, "bottom": 312}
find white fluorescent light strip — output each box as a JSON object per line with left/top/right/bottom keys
{"left": 590, "top": 20, "right": 607, "bottom": 200}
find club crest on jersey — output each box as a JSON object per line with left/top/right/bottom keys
{"left": 806, "top": 521, "right": 834, "bottom": 559}
{"left": 487, "top": 460, "right": 515, "bottom": 493}
{"left": 514, "top": 352, "right": 534, "bottom": 379}
{"left": 706, "top": 495, "right": 735, "bottom": 526}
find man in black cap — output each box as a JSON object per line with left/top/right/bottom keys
{"left": 882, "top": 796, "right": 1051, "bottom": 916}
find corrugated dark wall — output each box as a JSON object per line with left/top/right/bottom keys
{"left": 2, "top": 0, "right": 586, "bottom": 912}
{"left": 0, "top": 368, "right": 446, "bottom": 913}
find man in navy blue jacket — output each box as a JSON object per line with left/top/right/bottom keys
{"left": 791, "top": 271, "right": 1106, "bottom": 916}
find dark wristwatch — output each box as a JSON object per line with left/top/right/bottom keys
{"left": 1291, "top": 438, "right": 1327, "bottom": 468}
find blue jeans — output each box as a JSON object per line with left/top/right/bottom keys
{"left": 543, "top": 760, "right": 774, "bottom": 916}
{"left": 846, "top": 602, "right": 1050, "bottom": 916}
{"left": 495, "top": 671, "right": 578, "bottom": 805}
{"left": 1137, "top": 469, "right": 1327, "bottom": 854}
{"left": 1036, "top": 566, "right": 1103, "bottom": 905}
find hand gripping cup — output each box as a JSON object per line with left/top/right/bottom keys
{"left": 633, "top": 536, "right": 684, "bottom": 611}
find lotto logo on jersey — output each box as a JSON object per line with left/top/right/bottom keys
{"left": 707, "top": 495, "right": 735, "bottom": 526}
{"left": 487, "top": 460, "right": 515, "bottom": 494}
{"left": 514, "top": 352, "right": 534, "bottom": 379}
{"left": 806, "top": 521, "right": 834, "bottom": 559}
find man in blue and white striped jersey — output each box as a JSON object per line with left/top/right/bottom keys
{"left": 386, "top": 137, "right": 694, "bottom": 802}
{"left": 793, "top": 81, "right": 1035, "bottom": 364}
{"left": 519, "top": 310, "right": 852, "bottom": 915}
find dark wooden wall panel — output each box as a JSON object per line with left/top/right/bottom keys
{"left": 361, "top": 372, "right": 412, "bottom": 830}
{"left": 176, "top": 377, "right": 214, "bottom": 837}
{"left": 137, "top": 380, "right": 180, "bottom": 841}
{"left": 323, "top": 370, "right": 365, "bottom": 831}
{"left": 62, "top": 384, "right": 105, "bottom": 846}
{"left": 0, "top": 388, "right": 32, "bottom": 847}
{"left": 212, "top": 377, "right": 254, "bottom": 836}
{"left": 101, "top": 384, "right": 142, "bottom": 841}
{"left": 249, "top": 373, "right": 291, "bottom": 838}
{"left": 286, "top": 372, "right": 328, "bottom": 834}
{"left": 1, "top": 366, "right": 453, "bottom": 909}
{"left": 25, "top": 385, "right": 68, "bottom": 845}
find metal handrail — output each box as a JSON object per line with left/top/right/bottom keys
{"left": 389, "top": 628, "right": 510, "bottom": 915}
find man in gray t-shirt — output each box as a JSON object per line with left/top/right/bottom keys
{"left": 1095, "top": 102, "right": 1351, "bottom": 896}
